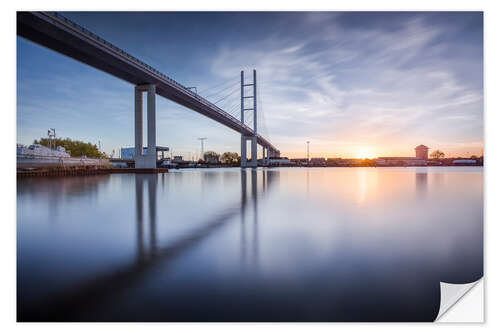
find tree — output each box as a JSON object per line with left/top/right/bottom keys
{"left": 203, "top": 151, "right": 220, "bottom": 163}
{"left": 34, "top": 137, "right": 107, "bottom": 158}
{"left": 430, "top": 150, "right": 445, "bottom": 159}
{"left": 220, "top": 152, "right": 240, "bottom": 165}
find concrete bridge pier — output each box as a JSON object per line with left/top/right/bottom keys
{"left": 134, "top": 84, "right": 157, "bottom": 169}
{"left": 240, "top": 136, "right": 247, "bottom": 168}
{"left": 262, "top": 146, "right": 270, "bottom": 166}
{"left": 251, "top": 137, "right": 257, "bottom": 167}
{"left": 241, "top": 135, "right": 257, "bottom": 168}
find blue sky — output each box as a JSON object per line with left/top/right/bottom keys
{"left": 17, "top": 11, "right": 483, "bottom": 158}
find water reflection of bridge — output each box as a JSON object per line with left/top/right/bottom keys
{"left": 20, "top": 169, "right": 277, "bottom": 321}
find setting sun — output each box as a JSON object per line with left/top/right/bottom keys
{"left": 355, "top": 147, "right": 376, "bottom": 159}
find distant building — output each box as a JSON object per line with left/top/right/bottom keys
{"left": 204, "top": 154, "right": 220, "bottom": 164}
{"left": 121, "top": 147, "right": 146, "bottom": 159}
{"left": 326, "top": 158, "right": 368, "bottom": 166}
{"left": 452, "top": 159, "right": 477, "bottom": 165}
{"left": 415, "top": 145, "right": 429, "bottom": 160}
{"left": 375, "top": 144, "right": 429, "bottom": 166}
{"left": 120, "top": 146, "right": 169, "bottom": 159}
{"left": 375, "top": 157, "right": 427, "bottom": 166}
{"left": 172, "top": 155, "right": 183, "bottom": 162}
{"left": 326, "top": 158, "right": 341, "bottom": 166}
{"left": 269, "top": 157, "right": 293, "bottom": 166}
{"left": 290, "top": 158, "right": 308, "bottom": 166}
{"left": 426, "top": 160, "right": 443, "bottom": 166}
{"left": 310, "top": 157, "right": 326, "bottom": 167}
{"left": 326, "top": 158, "right": 356, "bottom": 166}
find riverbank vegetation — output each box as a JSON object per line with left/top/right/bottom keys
{"left": 33, "top": 138, "right": 107, "bottom": 158}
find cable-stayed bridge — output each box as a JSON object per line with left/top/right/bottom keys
{"left": 17, "top": 11, "right": 280, "bottom": 168}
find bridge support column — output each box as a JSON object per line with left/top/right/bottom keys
{"left": 262, "top": 146, "right": 265, "bottom": 166}
{"left": 134, "top": 84, "right": 157, "bottom": 168}
{"left": 241, "top": 135, "right": 257, "bottom": 168}
{"left": 262, "top": 146, "right": 269, "bottom": 166}
{"left": 250, "top": 137, "right": 257, "bottom": 168}
{"left": 241, "top": 135, "right": 247, "bottom": 168}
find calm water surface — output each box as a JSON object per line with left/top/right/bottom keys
{"left": 17, "top": 167, "right": 483, "bottom": 321}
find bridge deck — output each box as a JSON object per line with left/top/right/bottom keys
{"left": 17, "top": 11, "right": 278, "bottom": 153}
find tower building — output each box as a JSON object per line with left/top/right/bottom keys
{"left": 415, "top": 145, "right": 429, "bottom": 160}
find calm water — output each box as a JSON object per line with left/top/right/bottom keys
{"left": 17, "top": 167, "right": 483, "bottom": 321}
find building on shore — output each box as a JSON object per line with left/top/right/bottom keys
{"left": 375, "top": 145, "right": 429, "bottom": 166}
{"left": 309, "top": 157, "right": 326, "bottom": 167}
{"left": 326, "top": 158, "right": 359, "bottom": 166}
{"left": 326, "top": 158, "right": 374, "bottom": 166}
{"left": 203, "top": 154, "right": 220, "bottom": 164}
{"left": 290, "top": 158, "right": 308, "bottom": 166}
{"left": 268, "top": 157, "right": 293, "bottom": 166}
{"left": 452, "top": 159, "right": 478, "bottom": 166}
{"left": 415, "top": 145, "right": 429, "bottom": 160}
{"left": 375, "top": 157, "right": 427, "bottom": 166}
{"left": 120, "top": 146, "right": 170, "bottom": 160}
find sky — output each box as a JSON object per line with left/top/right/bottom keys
{"left": 17, "top": 11, "right": 483, "bottom": 159}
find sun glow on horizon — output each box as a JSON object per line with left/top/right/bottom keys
{"left": 354, "top": 147, "right": 377, "bottom": 159}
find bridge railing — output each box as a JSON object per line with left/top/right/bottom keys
{"left": 44, "top": 12, "right": 273, "bottom": 148}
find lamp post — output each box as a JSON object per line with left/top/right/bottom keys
{"left": 48, "top": 128, "right": 56, "bottom": 150}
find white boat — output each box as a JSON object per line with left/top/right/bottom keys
{"left": 17, "top": 144, "right": 108, "bottom": 168}
{"left": 17, "top": 144, "right": 71, "bottom": 158}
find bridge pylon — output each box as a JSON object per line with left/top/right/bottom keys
{"left": 240, "top": 69, "right": 258, "bottom": 168}
{"left": 134, "top": 84, "right": 157, "bottom": 168}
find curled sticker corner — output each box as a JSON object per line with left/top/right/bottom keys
{"left": 435, "top": 278, "right": 482, "bottom": 321}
